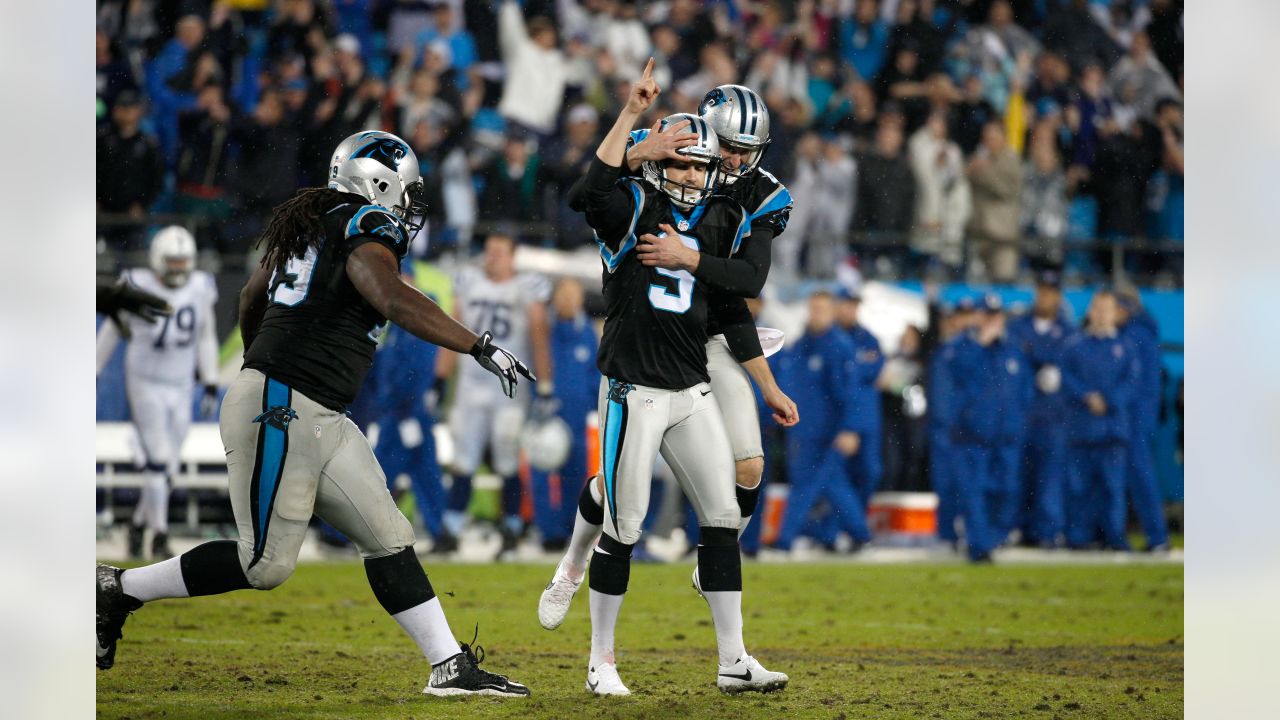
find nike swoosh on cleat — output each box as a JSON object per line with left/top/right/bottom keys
{"left": 700, "top": 390, "right": 712, "bottom": 396}
{"left": 719, "top": 669, "right": 752, "bottom": 681}
{"left": 587, "top": 677, "right": 599, "bottom": 692}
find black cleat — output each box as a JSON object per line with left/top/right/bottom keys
{"left": 494, "top": 526, "right": 519, "bottom": 562}
{"left": 96, "top": 564, "right": 142, "bottom": 670}
{"left": 422, "top": 628, "right": 530, "bottom": 697}
{"left": 151, "top": 532, "right": 173, "bottom": 560}
{"left": 430, "top": 532, "right": 459, "bottom": 554}
{"left": 126, "top": 524, "right": 144, "bottom": 559}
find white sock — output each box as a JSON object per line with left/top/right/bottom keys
{"left": 120, "top": 555, "right": 189, "bottom": 602}
{"left": 588, "top": 588, "right": 624, "bottom": 667}
{"left": 704, "top": 590, "right": 746, "bottom": 666}
{"left": 564, "top": 484, "right": 604, "bottom": 575}
{"left": 392, "top": 597, "right": 460, "bottom": 666}
{"left": 143, "top": 471, "right": 170, "bottom": 533}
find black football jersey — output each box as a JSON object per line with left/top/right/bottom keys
{"left": 572, "top": 161, "right": 750, "bottom": 390}
{"left": 242, "top": 194, "right": 410, "bottom": 410}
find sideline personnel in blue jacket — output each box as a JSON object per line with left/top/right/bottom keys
{"left": 834, "top": 289, "right": 885, "bottom": 506}
{"left": 1117, "top": 290, "right": 1170, "bottom": 551}
{"left": 1061, "top": 290, "right": 1139, "bottom": 551}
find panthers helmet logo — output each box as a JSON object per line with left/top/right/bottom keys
{"left": 699, "top": 87, "right": 728, "bottom": 114}
{"left": 350, "top": 138, "right": 409, "bottom": 173}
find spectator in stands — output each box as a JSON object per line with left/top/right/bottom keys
{"left": 413, "top": 1, "right": 478, "bottom": 74}
{"left": 838, "top": 0, "right": 890, "bottom": 83}
{"left": 231, "top": 88, "right": 302, "bottom": 250}
{"left": 966, "top": 121, "right": 1025, "bottom": 282}
{"left": 146, "top": 13, "right": 206, "bottom": 161}
{"left": 543, "top": 104, "right": 602, "bottom": 249}
{"left": 267, "top": 0, "right": 331, "bottom": 65}
{"left": 1020, "top": 121, "right": 1069, "bottom": 265}
{"left": 874, "top": 41, "right": 929, "bottom": 131}
{"left": 855, "top": 121, "right": 916, "bottom": 238}
{"left": 1146, "top": 0, "right": 1184, "bottom": 79}
{"left": 887, "top": 0, "right": 947, "bottom": 77}
{"left": 909, "top": 112, "right": 971, "bottom": 273}
{"left": 943, "top": 295, "right": 1031, "bottom": 562}
{"left": 478, "top": 132, "right": 549, "bottom": 227}
{"left": 97, "top": 90, "right": 165, "bottom": 250}
{"left": 497, "top": 0, "right": 567, "bottom": 137}
{"left": 409, "top": 114, "right": 476, "bottom": 252}
{"left": 1042, "top": 0, "right": 1120, "bottom": 73}
{"left": 835, "top": 289, "right": 885, "bottom": 506}
{"left": 1061, "top": 290, "right": 1137, "bottom": 551}
{"left": 1147, "top": 98, "right": 1184, "bottom": 249}
{"left": 1116, "top": 289, "right": 1170, "bottom": 552}
{"left": 1092, "top": 115, "right": 1156, "bottom": 248}
{"left": 97, "top": 26, "right": 139, "bottom": 114}
{"left": 174, "top": 82, "right": 235, "bottom": 244}
{"left": 1107, "top": 31, "right": 1181, "bottom": 121}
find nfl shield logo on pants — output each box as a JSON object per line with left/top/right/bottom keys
{"left": 314, "top": 425, "right": 322, "bottom": 438}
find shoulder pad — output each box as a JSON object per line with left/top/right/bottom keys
{"left": 345, "top": 205, "right": 408, "bottom": 248}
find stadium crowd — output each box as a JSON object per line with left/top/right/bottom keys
{"left": 97, "top": 0, "right": 1184, "bottom": 282}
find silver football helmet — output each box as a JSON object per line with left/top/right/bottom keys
{"left": 149, "top": 225, "right": 197, "bottom": 288}
{"left": 328, "top": 130, "right": 428, "bottom": 232}
{"left": 698, "top": 84, "right": 771, "bottom": 184}
{"left": 641, "top": 113, "right": 721, "bottom": 210}
{"left": 520, "top": 416, "right": 572, "bottom": 472}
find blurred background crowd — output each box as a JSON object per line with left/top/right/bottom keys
{"left": 95, "top": 0, "right": 1184, "bottom": 561}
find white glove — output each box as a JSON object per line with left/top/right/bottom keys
{"left": 469, "top": 331, "right": 536, "bottom": 399}
{"left": 399, "top": 417, "right": 424, "bottom": 449}
{"left": 1036, "top": 364, "right": 1061, "bottom": 394}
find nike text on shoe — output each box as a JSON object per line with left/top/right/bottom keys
{"left": 586, "top": 662, "right": 631, "bottom": 696}
{"left": 96, "top": 564, "right": 143, "bottom": 670}
{"left": 422, "top": 631, "right": 530, "bottom": 697}
{"left": 717, "top": 655, "right": 789, "bottom": 694}
{"left": 538, "top": 561, "right": 583, "bottom": 630}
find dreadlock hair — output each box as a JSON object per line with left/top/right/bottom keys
{"left": 256, "top": 187, "right": 352, "bottom": 274}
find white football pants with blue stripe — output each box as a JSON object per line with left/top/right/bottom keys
{"left": 596, "top": 377, "right": 740, "bottom": 546}
{"left": 220, "top": 369, "right": 415, "bottom": 589}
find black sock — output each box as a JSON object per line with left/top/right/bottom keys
{"left": 697, "top": 526, "right": 743, "bottom": 592}
{"left": 365, "top": 546, "right": 435, "bottom": 615}
{"left": 180, "top": 540, "right": 252, "bottom": 597}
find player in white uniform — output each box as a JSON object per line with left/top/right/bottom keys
{"left": 96, "top": 226, "right": 220, "bottom": 559}
{"left": 433, "top": 233, "right": 552, "bottom": 558}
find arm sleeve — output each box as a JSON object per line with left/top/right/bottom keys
{"left": 709, "top": 291, "right": 764, "bottom": 362}
{"left": 568, "top": 157, "right": 643, "bottom": 267}
{"left": 497, "top": 0, "right": 531, "bottom": 61}
{"left": 692, "top": 224, "right": 774, "bottom": 297}
{"left": 95, "top": 318, "right": 121, "bottom": 376}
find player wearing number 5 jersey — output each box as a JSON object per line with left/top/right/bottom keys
{"left": 97, "top": 130, "right": 532, "bottom": 699}
{"left": 564, "top": 59, "right": 788, "bottom": 697}
{"left": 96, "top": 226, "right": 220, "bottom": 560}
{"left": 433, "top": 234, "right": 552, "bottom": 559}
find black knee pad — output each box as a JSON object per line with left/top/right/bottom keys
{"left": 698, "top": 526, "right": 742, "bottom": 592}
{"left": 735, "top": 484, "right": 763, "bottom": 519}
{"left": 180, "top": 540, "right": 252, "bottom": 596}
{"left": 578, "top": 479, "right": 603, "bottom": 525}
{"left": 365, "top": 546, "right": 435, "bottom": 615}
{"left": 589, "top": 535, "right": 634, "bottom": 595}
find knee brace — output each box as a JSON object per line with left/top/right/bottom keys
{"left": 697, "top": 526, "right": 742, "bottom": 592}
{"left": 365, "top": 546, "right": 436, "bottom": 615}
{"left": 588, "top": 534, "right": 634, "bottom": 596}
{"left": 180, "top": 540, "right": 252, "bottom": 596}
{"left": 578, "top": 479, "right": 604, "bottom": 525}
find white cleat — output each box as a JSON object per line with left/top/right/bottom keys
{"left": 691, "top": 566, "right": 704, "bottom": 599}
{"left": 585, "top": 662, "right": 631, "bottom": 696}
{"left": 717, "top": 655, "right": 789, "bottom": 694}
{"left": 538, "top": 560, "right": 583, "bottom": 630}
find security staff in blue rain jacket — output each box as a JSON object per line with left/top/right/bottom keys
{"left": 1116, "top": 290, "right": 1170, "bottom": 551}
{"left": 1060, "top": 290, "right": 1140, "bottom": 551}
{"left": 834, "top": 289, "right": 885, "bottom": 506}
{"left": 1006, "top": 271, "right": 1077, "bottom": 547}
{"left": 771, "top": 290, "right": 872, "bottom": 552}
{"left": 928, "top": 297, "right": 980, "bottom": 547}
{"left": 369, "top": 303, "right": 453, "bottom": 551}
{"left": 528, "top": 278, "right": 601, "bottom": 550}
{"left": 940, "top": 295, "right": 1032, "bottom": 562}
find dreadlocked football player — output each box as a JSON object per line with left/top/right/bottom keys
{"left": 96, "top": 130, "right": 533, "bottom": 698}
{"left": 562, "top": 59, "right": 789, "bottom": 696}
{"left": 540, "top": 84, "right": 798, "bottom": 628}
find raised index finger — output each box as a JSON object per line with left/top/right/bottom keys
{"left": 641, "top": 57, "right": 655, "bottom": 81}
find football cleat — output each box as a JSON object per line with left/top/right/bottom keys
{"left": 538, "top": 560, "right": 583, "bottom": 630}
{"left": 691, "top": 566, "right": 704, "bottom": 599}
{"left": 585, "top": 662, "right": 631, "bottom": 696}
{"left": 151, "top": 532, "right": 173, "bottom": 560}
{"left": 96, "top": 564, "right": 143, "bottom": 670}
{"left": 422, "top": 628, "right": 530, "bottom": 697}
{"left": 716, "top": 655, "right": 789, "bottom": 694}
{"left": 126, "top": 524, "right": 144, "bottom": 559}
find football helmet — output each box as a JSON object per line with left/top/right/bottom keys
{"left": 520, "top": 416, "right": 572, "bottom": 472}
{"left": 148, "top": 225, "right": 196, "bottom": 288}
{"left": 641, "top": 113, "right": 721, "bottom": 210}
{"left": 328, "top": 130, "right": 428, "bottom": 233}
{"left": 698, "top": 84, "right": 771, "bottom": 184}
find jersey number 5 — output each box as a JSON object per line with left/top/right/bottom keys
{"left": 269, "top": 245, "right": 320, "bottom": 306}
{"left": 647, "top": 233, "right": 697, "bottom": 314}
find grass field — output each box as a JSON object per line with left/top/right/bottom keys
{"left": 97, "top": 561, "right": 1183, "bottom": 719}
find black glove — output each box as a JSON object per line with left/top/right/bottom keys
{"left": 530, "top": 383, "right": 560, "bottom": 422}
{"left": 470, "top": 331, "right": 536, "bottom": 399}
{"left": 200, "top": 384, "right": 221, "bottom": 419}
{"left": 98, "top": 276, "right": 172, "bottom": 340}
{"left": 424, "top": 376, "right": 447, "bottom": 419}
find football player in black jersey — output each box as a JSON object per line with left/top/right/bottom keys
{"left": 560, "top": 59, "right": 789, "bottom": 697}
{"left": 540, "top": 85, "right": 800, "bottom": 642}
{"left": 97, "top": 130, "right": 532, "bottom": 698}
